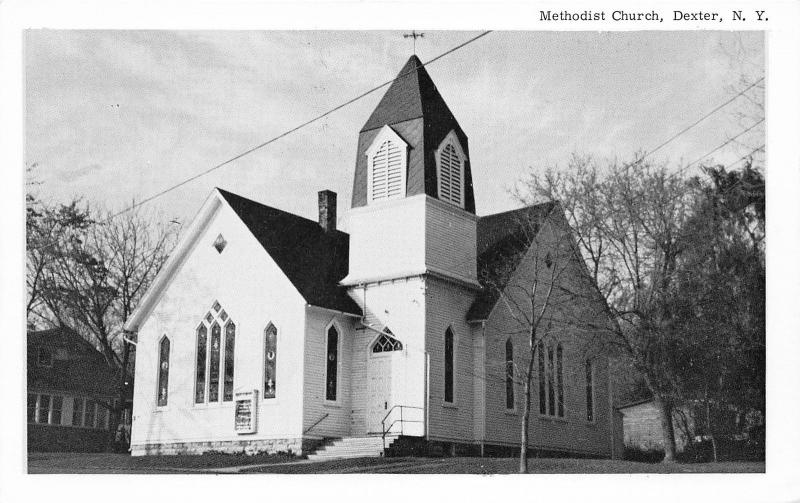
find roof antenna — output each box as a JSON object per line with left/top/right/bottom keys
{"left": 403, "top": 30, "right": 424, "bottom": 55}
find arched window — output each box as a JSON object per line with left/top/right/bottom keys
{"left": 372, "top": 327, "right": 403, "bottom": 353}
{"left": 586, "top": 359, "right": 595, "bottom": 422}
{"left": 436, "top": 132, "right": 466, "bottom": 208}
{"left": 537, "top": 342, "right": 546, "bottom": 414}
{"left": 556, "top": 344, "right": 564, "bottom": 417}
{"left": 195, "top": 302, "right": 235, "bottom": 404}
{"left": 157, "top": 336, "right": 170, "bottom": 407}
{"left": 547, "top": 344, "right": 555, "bottom": 416}
{"left": 444, "top": 327, "right": 455, "bottom": 403}
{"left": 264, "top": 323, "right": 277, "bottom": 399}
{"left": 505, "top": 339, "right": 514, "bottom": 410}
{"left": 366, "top": 126, "right": 407, "bottom": 203}
{"left": 325, "top": 324, "right": 339, "bottom": 401}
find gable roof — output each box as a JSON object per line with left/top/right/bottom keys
{"left": 217, "top": 189, "right": 362, "bottom": 315}
{"left": 28, "top": 326, "right": 121, "bottom": 397}
{"left": 467, "top": 202, "right": 557, "bottom": 321}
{"left": 361, "top": 55, "right": 459, "bottom": 133}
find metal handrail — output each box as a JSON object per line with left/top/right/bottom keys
{"left": 381, "top": 405, "right": 424, "bottom": 452}
{"left": 303, "top": 412, "right": 330, "bottom": 435}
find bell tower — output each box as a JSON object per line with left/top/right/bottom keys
{"left": 351, "top": 55, "right": 476, "bottom": 213}
{"left": 342, "top": 55, "right": 478, "bottom": 287}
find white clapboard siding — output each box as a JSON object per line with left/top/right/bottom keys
{"left": 425, "top": 197, "right": 477, "bottom": 283}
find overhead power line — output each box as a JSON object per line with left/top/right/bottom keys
{"left": 29, "top": 31, "right": 494, "bottom": 252}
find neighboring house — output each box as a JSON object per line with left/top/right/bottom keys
{"left": 616, "top": 399, "right": 693, "bottom": 452}
{"left": 124, "top": 55, "right": 618, "bottom": 458}
{"left": 27, "top": 327, "right": 130, "bottom": 452}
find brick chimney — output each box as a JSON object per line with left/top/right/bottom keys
{"left": 318, "top": 190, "right": 337, "bottom": 232}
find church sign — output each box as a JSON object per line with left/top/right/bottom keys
{"left": 234, "top": 389, "right": 258, "bottom": 434}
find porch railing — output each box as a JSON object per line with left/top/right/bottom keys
{"left": 381, "top": 405, "right": 424, "bottom": 452}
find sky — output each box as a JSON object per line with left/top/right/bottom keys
{"left": 24, "top": 30, "right": 764, "bottom": 225}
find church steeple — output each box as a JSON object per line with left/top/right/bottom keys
{"left": 351, "top": 55, "right": 476, "bottom": 213}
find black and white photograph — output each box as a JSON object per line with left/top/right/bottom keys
{"left": 2, "top": 1, "right": 799, "bottom": 501}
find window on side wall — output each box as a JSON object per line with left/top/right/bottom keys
{"left": 444, "top": 328, "right": 455, "bottom": 403}
{"left": 325, "top": 324, "right": 339, "bottom": 401}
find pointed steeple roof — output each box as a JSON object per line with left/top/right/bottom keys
{"left": 361, "top": 55, "right": 458, "bottom": 133}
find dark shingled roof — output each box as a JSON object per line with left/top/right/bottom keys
{"left": 467, "top": 202, "right": 557, "bottom": 321}
{"left": 217, "top": 189, "right": 362, "bottom": 315}
{"left": 28, "top": 326, "right": 121, "bottom": 397}
{"left": 361, "top": 55, "right": 459, "bottom": 134}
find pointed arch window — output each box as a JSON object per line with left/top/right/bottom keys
{"left": 366, "top": 125, "right": 408, "bottom": 203}
{"left": 436, "top": 132, "right": 466, "bottom": 208}
{"left": 264, "top": 323, "right": 277, "bottom": 399}
{"left": 325, "top": 324, "right": 340, "bottom": 401}
{"left": 505, "top": 339, "right": 515, "bottom": 410}
{"left": 537, "top": 341, "right": 565, "bottom": 418}
{"left": 195, "top": 302, "right": 235, "bottom": 404}
{"left": 537, "top": 342, "right": 546, "bottom": 414}
{"left": 444, "top": 327, "right": 455, "bottom": 403}
{"left": 157, "top": 336, "right": 170, "bottom": 407}
{"left": 556, "top": 344, "right": 565, "bottom": 417}
{"left": 372, "top": 328, "right": 403, "bottom": 353}
{"left": 586, "top": 359, "right": 595, "bottom": 422}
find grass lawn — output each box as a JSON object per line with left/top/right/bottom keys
{"left": 28, "top": 452, "right": 765, "bottom": 474}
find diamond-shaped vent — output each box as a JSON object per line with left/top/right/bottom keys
{"left": 213, "top": 234, "right": 227, "bottom": 253}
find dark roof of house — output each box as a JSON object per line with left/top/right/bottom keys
{"left": 28, "top": 326, "right": 121, "bottom": 397}
{"left": 467, "top": 202, "right": 557, "bottom": 321}
{"left": 361, "top": 55, "right": 459, "bottom": 133}
{"left": 217, "top": 188, "right": 362, "bottom": 315}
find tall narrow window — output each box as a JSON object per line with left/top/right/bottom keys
{"left": 436, "top": 133, "right": 466, "bottom": 208}
{"left": 27, "top": 394, "right": 36, "bottom": 422}
{"left": 209, "top": 323, "right": 221, "bottom": 402}
{"left": 586, "top": 359, "right": 595, "bottom": 422}
{"left": 37, "top": 395, "right": 50, "bottom": 424}
{"left": 84, "top": 399, "right": 96, "bottom": 427}
{"left": 264, "top": 324, "right": 277, "bottom": 399}
{"left": 157, "top": 336, "right": 170, "bottom": 407}
{"left": 223, "top": 322, "right": 236, "bottom": 401}
{"left": 196, "top": 302, "right": 236, "bottom": 405}
{"left": 366, "top": 126, "right": 407, "bottom": 203}
{"left": 537, "top": 342, "right": 546, "bottom": 414}
{"left": 505, "top": 339, "right": 514, "bottom": 410}
{"left": 96, "top": 403, "right": 107, "bottom": 429}
{"left": 325, "top": 325, "right": 339, "bottom": 401}
{"left": 195, "top": 324, "right": 207, "bottom": 403}
{"left": 72, "top": 397, "right": 84, "bottom": 427}
{"left": 547, "top": 345, "right": 555, "bottom": 416}
{"left": 51, "top": 396, "right": 63, "bottom": 425}
{"left": 556, "top": 344, "right": 564, "bottom": 418}
{"left": 444, "top": 328, "right": 454, "bottom": 403}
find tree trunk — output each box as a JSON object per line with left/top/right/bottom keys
{"left": 654, "top": 395, "right": 677, "bottom": 463}
{"left": 519, "top": 343, "right": 537, "bottom": 473}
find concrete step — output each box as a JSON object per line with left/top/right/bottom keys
{"left": 307, "top": 436, "right": 398, "bottom": 461}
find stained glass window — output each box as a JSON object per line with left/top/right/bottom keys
{"left": 505, "top": 339, "right": 514, "bottom": 410}
{"left": 96, "top": 403, "right": 107, "bottom": 429}
{"left": 212, "top": 301, "right": 221, "bottom": 312}
{"left": 209, "top": 323, "right": 221, "bottom": 402}
{"left": 556, "top": 344, "right": 564, "bottom": 417}
{"left": 157, "top": 337, "right": 170, "bottom": 407}
{"left": 213, "top": 234, "right": 227, "bottom": 253}
{"left": 547, "top": 345, "right": 555, "bottom": 416}
{"left": 195, "top": 324, "right": 207, "bottom": 403}
{"left": 538, "top": 342, "right": 546, "bottom": 414}
{"left": 444, "top": 328, "right": 454, "bottom": 403}
{"left": 264, "top": 324, "right": 277, "bottom": 399}
{"left": 223, "top": 322, "right": 235, "bottom": 401}
{"left": 371, "top": 329, "right": 403, "bottom": 353}
{"left": 325, "top": 325, "right": 339, "bottom": 401}
{"left": 586, "top": 359, "right": 595, "bottom": 422}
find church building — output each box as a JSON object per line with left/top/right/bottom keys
{"left": 124, "top": 55, "right": 618, "bottom": 458}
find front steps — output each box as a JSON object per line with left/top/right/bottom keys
{"left": 307, "top": 435, "right": 398, "bottom": 461}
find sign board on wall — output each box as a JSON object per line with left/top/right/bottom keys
{"left": 234, "top": 389, "right": 258, "bottom": 434}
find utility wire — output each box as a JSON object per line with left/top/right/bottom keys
{"left": 29, "top": 31, "right": 494, "bottom": 252}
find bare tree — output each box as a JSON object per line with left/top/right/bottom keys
{"left": 29, "top": 204, "right": 178, "bottom": 444}
{"left": 519, "top": 154, "right": 695, "bottom": 462}
{"left": 479, "top": 202, "right": 609, "bottom": 472}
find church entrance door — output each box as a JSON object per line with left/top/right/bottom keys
{"left": 367, "top": 354, "right": 393, "bottom": 434}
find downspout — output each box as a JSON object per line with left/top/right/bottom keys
{"left": 425, "top": 351, "right": 430, "bottom": 440}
